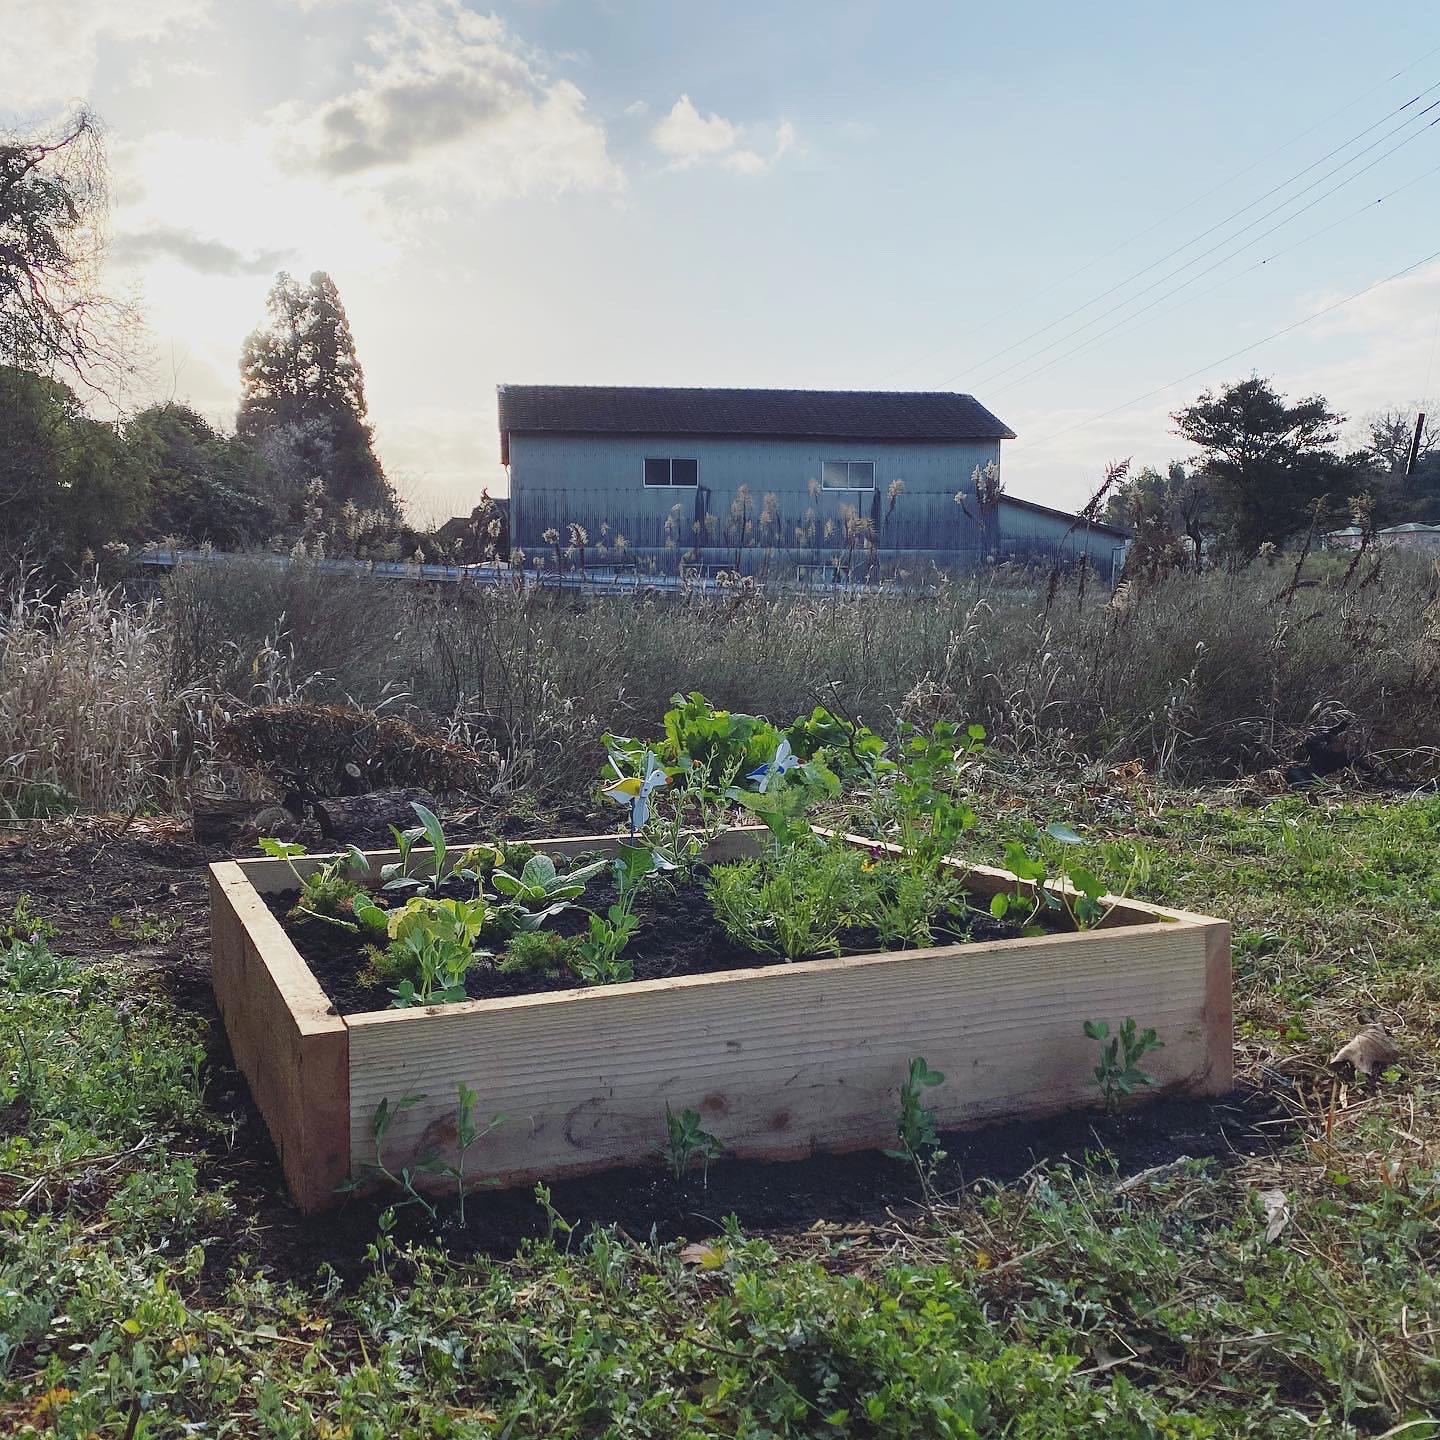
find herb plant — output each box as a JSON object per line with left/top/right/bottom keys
{"left": 497, "top": 929, "right": 581, "bottom": 976}
{"left": 706, "top": 839, "right": 866, "bottom": 960}
{"left": 1084, "top": 1017, "right": 1164, "bottom": 1111}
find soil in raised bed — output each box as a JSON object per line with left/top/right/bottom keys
{"left": 264, "top": 862, "right": 1030, "bottom": 1015}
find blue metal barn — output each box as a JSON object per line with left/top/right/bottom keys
{"left": 500, "top": 386, "right": 1128, "bottom": 582}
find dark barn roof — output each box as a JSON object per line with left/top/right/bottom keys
{"left": 498, "top": 385, "right": 1015, "bottom": 462}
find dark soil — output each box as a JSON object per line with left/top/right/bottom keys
{"left": 266, "top": 865, "right": 1026, "bottom": 1015}
{"left": 0, "top": 809, "right": 1290, "bottom": 1286}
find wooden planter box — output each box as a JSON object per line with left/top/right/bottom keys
{"left": 210, "top": 828, "right": 1232, "bottom": 1213}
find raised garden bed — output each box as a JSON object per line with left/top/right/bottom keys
{"left": 211, "top": 826, "right": 1231, "bottom": 1214}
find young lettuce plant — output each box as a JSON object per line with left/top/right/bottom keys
{"left": 490, "top": 852, "right": 606, "bottom": 932}
{"left": 379, "top": 896, "right": 488, "bottom": 1007}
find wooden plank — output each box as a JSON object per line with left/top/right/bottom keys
{"left": 209, "top": 863, "right": 350, "bottom": 1213}
{"left": 345, "top": 917, "right": 1219, "bottom": 1191}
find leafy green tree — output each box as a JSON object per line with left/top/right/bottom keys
{"left": 0, "top": 365, "right": 149, "bottom": 567}
{"left": 238, "top": 271, "right": 394, "bottom": 514}
{"left": 124, "top": 403, "right": 276, "bottom": 547}
{"left": 1173, "top": 377, "right": 1353, "bottom": 557}
{"left": 1104, "top": 460, "right": 1214, "bottom": 572}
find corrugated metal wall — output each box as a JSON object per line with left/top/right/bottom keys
{"left": 508, "top": 433, "right": 1123, "bottom": 577}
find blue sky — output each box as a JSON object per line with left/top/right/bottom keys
{"left": 6, "top": 0, "right": 1440, "bottom": 518}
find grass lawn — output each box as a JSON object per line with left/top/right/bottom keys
{"left": 2, "top": 791, "right": 1438, "bottom": 1437}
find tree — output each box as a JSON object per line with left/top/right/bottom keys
{"left": 0, "top": 107, "right": 134, "bottom": 389}
{"left": 1358, "top": 406, "right": 1440, "bottom": 526}
{"left": 1173, "top": 376, "right": 1353, "bottom": 557}
{"left": 1103, "top": 460, "right": 1214, "bottom": 572}
{"left": 124, "top": 403, "right": 276, "bottom": 547}
{"left": 0, "top": 365, "right": 149, "bottom": 568}
{"left": 238, "top": 271, "right": 394, "bottom": 514}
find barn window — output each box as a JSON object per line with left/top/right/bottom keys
{"left": 644, "top": 457, "right": 699, "bottom": 487}
{"left": 821, "top": 460, "right": 875, "bottom": 490}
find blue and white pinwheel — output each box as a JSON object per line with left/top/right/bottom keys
{"left": 746, "top": 737, "right": 800, "bottom": 793}
{"left": 603, "top": 750, "right": 670, "bottom": 833}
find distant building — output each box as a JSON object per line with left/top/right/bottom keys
{"left": 1325, "top": 522, "right": 1440, "bottom": 553}
{"left": 498, "top": 385, "right": 1129, "bottom": 580}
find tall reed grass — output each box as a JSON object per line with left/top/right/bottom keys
{"left": 4, "top": 554, "right": 1437, "bottom": 813}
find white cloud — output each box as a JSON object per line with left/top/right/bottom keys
{"left": 623, "top": 99, "right": 649, "bottom": 118}
{"left": 0, "top": 0, "right": 210, "bottom": 112}
{"left": 652, "top": 94, "right": 737, "bottom": 162}
{"left": 652, "top": 95, "right": 796, "bottom": 175}
{"left": 278, "top": 0, "right": 621, "bottom": 199}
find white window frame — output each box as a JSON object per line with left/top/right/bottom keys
{"left": 821, "top": 459, "right": 876, "bottom": 491}
{"left": 642, "top": 457, "right": 700, "bottom": 488}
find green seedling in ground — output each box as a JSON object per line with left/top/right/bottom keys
{"left": 886, "top": 1057, "right": 947, "bottom": 1177}
{"left": 1085, "top": 1017, "right": 1163, "bottom": 1112}
{"left": 661, "top": 1105, "right": 724, "bottom": 1185}
{"left": 435, "top": 1082, "right": 505, "bottom": 1224}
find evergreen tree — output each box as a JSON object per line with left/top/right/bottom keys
{"left": 1173, "top": 377, "right": 1353, "bottom": 557}
{"left": 238, "top": 271, "right": 395, "bottom": 514}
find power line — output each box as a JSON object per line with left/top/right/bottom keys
{"left": 1008, "top": 244, "right": 1440, "bottom": 455}
{"left": 982, "top": 130, "right": 1440, "bottom": 400}
{"left": 878, "top": 64, "right": 1440, "bottom": 389}
{"left": 954, "top": 87, "right": 1440, "bottom": 389}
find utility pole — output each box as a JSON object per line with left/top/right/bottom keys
{"left": 1406, "top": 410, "right": 1427, "bottom": 477}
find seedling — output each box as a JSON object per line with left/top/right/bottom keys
{"left": 661, "top": 1105, "right": 723, "bottom": 1184}
{"left": 886, "top": 1057, "right": 947, "bottom": 1175}
{"left": 1085, "top": 1017, "right": 1164, "bottom": 1112}
{"left": 574, "top": 843, "right": 661, "bottom": 984}
{"left": 434, "top": 1082, "right": 505, "bottom": 1223}
{"left": 380, "top": 802, "right": 496, "bottom": 899}
{"left": 259, "top": 838, "right": 372, "bottom": 925}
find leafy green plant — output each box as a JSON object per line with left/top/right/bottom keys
{"left": 573, "top": 843, "right": 660, "bottom": 985}
{"left": 727, "top": 749, "right": 840, "bottom": 846}
{"left": 1, "top": 894, "right": 56, "bottom": 945}
{"left": 886, "top": 1056, "right": 946, "bottom": 1171}
{"left": 661, "top": 1105, "right": 723, "bottom": 1184}
{"left": 785, "top": 702, "right": 889, "bottom": 781}
{"left": 491, "top": 851, "right": 606, "bottom": 931}
{"left": 341, "top": 1092, "right": 439, "bottom": 1216}
{"left": 436, "top": 1082, "right": 505, "bottom": 1223}
{"left": 380, "top": 802, "right": 496, "bottom": 899}
{"left": 707, "top": 839, "right": 866, "bottom": 960}
{"left": 989, "top": 827, "right": 1115, "bottom": 932}
{"left": 497, "top": 929, "right": 581, "bottom": 976}
{"left": 1084, "top": 1017, "right": 1164, "bottom": 1111}
{"left": 873, "top": 721, "right": 983, "bottom": 884}
{"left": 378, "top": 897, "right": 488, "bottom": 1007}
{"left": 259, "top": 837, "right": 372, "bottom": 925}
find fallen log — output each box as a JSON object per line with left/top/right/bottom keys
{"left": 312, "top": 788, "right": 438, "bottom": 847}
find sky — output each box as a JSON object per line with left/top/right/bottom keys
{"left": 6, "top": 0, "right": 1440, "bottom": 522}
